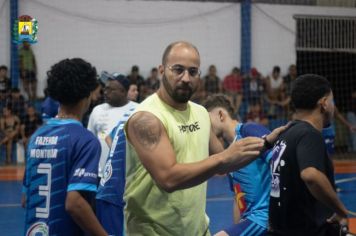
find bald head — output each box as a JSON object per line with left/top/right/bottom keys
{"left": 162, "top": 41, "right": 200, "bottom": 66}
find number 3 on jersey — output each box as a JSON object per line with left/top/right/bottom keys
{"left": 36, "top": 163, "right": 52, "bottom": 218}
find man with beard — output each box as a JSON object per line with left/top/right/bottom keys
{"left": 267, "top": 74, "right": 349, "bottom": 236}
{"left": 123, "top": 41, "right": 283, "bottom": 235}
{"left": 88, "top": 74, "right": 137, "bottom": 178}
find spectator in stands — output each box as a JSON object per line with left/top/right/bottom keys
{"left": 20, "top": 104, "right": 42, "bottom": 149}
{"left": 264, "top": 94, "right": 287, "bottom": 119}
{"left": 91, "top": 79, "right": 105, "bottom": 105}
{"left": 88, "top": 73, "right": 137, "bottom": 179}
{"left": 0, "top": 65, "right": 11, "bottom": 96}
{"left": 127, "top": 65, "right": 145, "bottom": 102}
{"left": 347, "top": 89, "right": 356, "bottom": 152}
{"left": 244, "top": 67, "right": 264, "bottom": 104}
{"left": 7, "top": 88, "right": 27, "bottom": 122}
{"left": 82, "top": 80, "right": 105, "bottom": 127}
{"left": 0, "top": 93, "right": 6, "bottom": 116}
{"left": 140, "top": 67, "right": 159, "bottom": 101}
{"left": 283, "top": 64, "right": 297, "bottom": 96}
{"left": 145, "top": 67, "right": 160, "bottom": 95}
{"left": 19, "top": 41, "right": 37, "bottom": 100}
{"left": 0, "top": 106, "right": 20, "bottom": 164}
{"left": 223, "top": 67, "right": 243, "bottom": 114}
{"left": 0, "top": 66, "right": 11, "bottom": 115}
{"left": 127, "top": 82, "right": 139, "bottom": 102}
{"left": 245, "top": 100, "right": 269, "bottom": 127}
{"left": 203, "top": 65, "right": 221, "bottom": 96}
{"left": 266, "top": 66, "right": 283, "bottom": 98}
{"left": 190, "top": 78, "right": 205, "bottom": 105}
{"left": 265, "top": 66, "right": 288, "bottom": 118}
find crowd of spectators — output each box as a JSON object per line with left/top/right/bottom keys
{"left": 1, "top": 62, "right": 355, "bottom": 165}
{"left": 0, "top": 65, "right": 42, "bottom": 164}
{"left": 189, "top": 64, "right": 298, "bottom": 126}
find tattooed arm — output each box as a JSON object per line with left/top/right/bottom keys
{"left": 126, "top": 111, "right": 264, "bottom": 192}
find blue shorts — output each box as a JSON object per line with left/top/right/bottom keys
{"left": 96, "top": 199, "right": 124, "bottom": 236}
{"left": 223, "top": 218, "right": 267, "bottom": 236}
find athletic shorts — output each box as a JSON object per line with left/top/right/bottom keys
{"left": 223, "top": 218, "right": 267, "bottom": 236}
{"left": 96, "top": 199, "right": 124, "bottom": 236}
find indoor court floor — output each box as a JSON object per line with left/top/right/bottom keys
{"left": 0, "top": 161, "right": 355, "bottom": 235}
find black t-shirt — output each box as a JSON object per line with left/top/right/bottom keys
{"left": 268, "top": 120, "right": 335, "bottom": 236}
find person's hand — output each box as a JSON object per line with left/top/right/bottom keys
{"left": 219, "top": 137, "right": 264, "bottom": 173}
{"left": 327, "top": 213, "right": 349, "bottom": 232}
{"left": 265, "top": 123, "right": 290, "bottom": 144}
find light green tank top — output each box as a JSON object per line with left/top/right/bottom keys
{"left": 124, "top": 93, "right": 211, "bottom": 236}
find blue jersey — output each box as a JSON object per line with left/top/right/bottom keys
{"left": 96, "top": 108, "right": 135, "bottom": 206}
{"left": 24, "top": 118, "right": 101, "bottom": 236}
{"left": 228, "top": 123, "right": 272, "bottom": 229}
{"left": 322, "top": 123, "right": 336, "bottom": 156}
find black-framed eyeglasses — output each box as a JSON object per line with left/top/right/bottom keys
{"left": 166, "top": 64, "right": 201, "bottom": 78}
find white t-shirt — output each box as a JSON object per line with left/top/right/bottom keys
{"left": 269, "top": 75, "right": 283, "bottom": 90}
{"left": 87, "top": 101, "right": 137, "bottom": 177}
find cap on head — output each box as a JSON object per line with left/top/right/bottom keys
{"left": 110, "top": 73, "right": 130, "bottom": 92}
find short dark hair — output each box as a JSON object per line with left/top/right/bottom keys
{"left": 0, "top": 65, "right": 8, "bottom": 71}
{"left": 161, "top": 41, "right": 199, "bottom": 66}
{"left": 273, "top": 66, "right": 280, "bottom": 73}
{"left": 291, "top": 74, "right": 331, "bottom": 110}
{"left": 232, "top": 67, "right": 240, "bottom": 73}
{"left": 47, "top": 58, "right": 97, "bottom": 105}
{"left": 203, "top": 94, "right": 235, "bottom": 118}
{"left": 131, "top": 65, "right": 139, "bottom": 72}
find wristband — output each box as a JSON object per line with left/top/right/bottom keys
{"left": 263, "top": 136, "right": 274, "bottom": 149}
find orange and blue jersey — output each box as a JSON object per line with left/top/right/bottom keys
{"left": 228, "top": 122, "right": 272, "bottom": 229}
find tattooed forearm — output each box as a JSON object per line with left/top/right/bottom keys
{"left": 131, "top": 113, "right": 162, "bottom": 150}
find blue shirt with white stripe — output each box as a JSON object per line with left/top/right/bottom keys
{"left": 228, "top": 122, "right": 272, "bottom": 229}
{"left": 96, "top": 108, "right": 135, "bottom": 206}
{"left": 24, "top": 118, "right": 101, "bottom": 236}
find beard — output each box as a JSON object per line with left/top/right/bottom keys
{"left": 162, "top": 74, "right": 196, "bottom": 103}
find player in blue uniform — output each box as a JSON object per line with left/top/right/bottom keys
{"left": 322, "top": 106, "right": 356, "bottom": 156}
{"left": 204, "top": 95, "right": 277, "bottom": 236}
{"left": 96, "top": 107, "right": 136, "bottom": 236}
{"left": 23, "top": 58, "right": 107, "bottom": 236}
